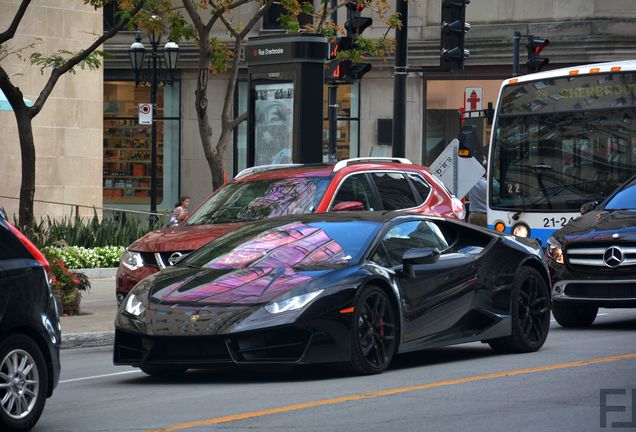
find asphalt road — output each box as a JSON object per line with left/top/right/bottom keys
{"left": 35, "top": 309, "right": 636, "bottom": 432}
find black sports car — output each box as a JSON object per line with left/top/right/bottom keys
{"left": 547, "top": 175, "right": 636, "bottom": 327}
{"left": 114, "top": 212, "right": 550, "bottom": 375}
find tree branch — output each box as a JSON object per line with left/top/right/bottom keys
{"left": 29, "top": 0, "right": 147, "bottom": 117}
{"left": 239, "top": 0, "right": 274, "bottom": 39}
{"left": 183, "top": 0, "right": 206, "bottom": 32}
{"left": 0, "top": 0, "right": 31, "bottom": 45}
{"left": 229, "top": 111, "right": 247, "bottom": 130}
{"left": 219, "top": 14, "right": 239, "bottom": 39}
{"left": 0, "top": 66, "right": 26, "bottom": 112}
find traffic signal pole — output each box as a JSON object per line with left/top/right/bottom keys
{"left": 512, "top": 31, "right": 520, "bottom": 77}
{"left": 392, "top": 0, "right": 408, "bottom": 158}
{"left": 328, "top": 0, "right": 338, "bottom": 161}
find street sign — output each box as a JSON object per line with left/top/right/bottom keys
{"left": 430, "top": 138, "right": 485, "bottom": 199}
{"left": 138, "top": 103, "right": 152, "bottom": 125}
{"left": 464, "top": 87, "right": 483, "bottom": 111}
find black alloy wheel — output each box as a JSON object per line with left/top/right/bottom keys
{"left": 0, "top": 334, "right": 48, "bottom": 432}
{"left": 489, "top": 267, "right": 551, "bottom": 353}
{"left": 552, "top": 303, "right": 598, "bottom": 328}
{"left": 348, "top": 285, "right": 398, "bottom": 375}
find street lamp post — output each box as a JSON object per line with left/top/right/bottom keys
{"left": 128, "top": 21, "right": 179, "bottom": 214}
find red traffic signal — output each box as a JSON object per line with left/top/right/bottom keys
{"left": 527, "top": 37, "right": 549, "bottom": 73}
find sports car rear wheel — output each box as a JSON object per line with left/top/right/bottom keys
{"left": 140, "top": 366, "right": 187, "bottom": 377}
{"left": 488, "top": 267, "right": 550, "bottom": 353}
{"left": 552, "top": 303, "right": 598, "bottom": 327}
{"left": 348, "top": 286, "right": 397, "bottom": 375}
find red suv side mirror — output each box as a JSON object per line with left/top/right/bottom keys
{"left": 333, "top": 201, "right": 365, "bottom": 212}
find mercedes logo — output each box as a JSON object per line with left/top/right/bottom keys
{"left": 603, "top": 246, "right": 624, "bottom": 268}
{"left": 168, "top": 252, "right": 183, "bottom": 266}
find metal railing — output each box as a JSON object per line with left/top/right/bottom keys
{"left": 0, "top": 195, "right": 167, "bottom": 220}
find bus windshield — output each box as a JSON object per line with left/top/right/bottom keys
{"left": 490, "top": 72, "right": 636, "bottom": 211}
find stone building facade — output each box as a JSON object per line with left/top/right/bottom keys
{"left": 0, "top": 0, "right": 103, "bottom": 220}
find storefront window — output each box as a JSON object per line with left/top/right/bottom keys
{"left": 103, "top": 81, "right": 180, "bottom": 208}
{"left": 323, "top": 83, "right": 360, "bottom": 160}
{"left": 424, "top": 79, "right": 500, "bottom": 165}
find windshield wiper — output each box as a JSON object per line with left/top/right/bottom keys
{"left": 512, "top": 179, "right": 603, "bottom": 220}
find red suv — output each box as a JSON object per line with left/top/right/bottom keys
{"left": 116, "top": 158, "right": 465, "bottom": 304}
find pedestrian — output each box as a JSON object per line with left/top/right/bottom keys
{"left": 467, "top": 175, "right": 487, "bottom": 227}
{"left": 169, "top": 196, "right": 190, "bottom": 227}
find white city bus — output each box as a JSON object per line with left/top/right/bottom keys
{"left": 487, "top": 60, "right": 636, "bottom": 244}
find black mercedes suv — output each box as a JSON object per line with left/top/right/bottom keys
{"left": 546, "top": 175, "right": 636, "bottom": 327}
{"left": 0, "top": 212, "right": 61, "bottom": 431}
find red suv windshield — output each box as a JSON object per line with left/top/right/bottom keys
{"left": 186, "top": 177, "right": 331, "bottom": 225}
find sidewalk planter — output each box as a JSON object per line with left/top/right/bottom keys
{"left": 49, "top": 259, "right": 90, "bottom": 316}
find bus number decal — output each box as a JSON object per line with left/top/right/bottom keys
{"left": 543, "top": 217, "right": 575, "bottom": 228}
{"left": 506, "top": 183, "right": 521, "bottom": 194}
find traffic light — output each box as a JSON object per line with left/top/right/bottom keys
{"left": 326, "top": 37, "right": 352, "bottom": 83}
{"left": 440, "top": 0, "right": 470, "bottom": 71}
{"left": 526, "top": 37, "right": 549, "bottom": 73}
{"left": 326, "top": 1, "right": 372, "bottom": 84}
{"left": 458, "top": 124, "right": 478, "bottom": 158}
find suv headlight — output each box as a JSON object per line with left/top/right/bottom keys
{"left": 547, "top": 236, "right": 564, "bottom": 264}
{"left": 264, "top": 290, "right": 324, "bottom": 314}
{"left": 121, "top": 249, "right": 143, "bottom": 271}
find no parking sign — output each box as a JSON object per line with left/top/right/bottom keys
{"left": 138, "top": 103, "right": 152, "bottom": 125}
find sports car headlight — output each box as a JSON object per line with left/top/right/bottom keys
{"left": 124, "top": 293, "right": 146, "bottom": 317}
{"left": 547, "top": 237, "right": 564, "bottom": 265}
{"left": 121, "top": 249, "right": 143, "bottom": 271}
{"left": 264, "top": 290, "right": 324, "bottom": 314}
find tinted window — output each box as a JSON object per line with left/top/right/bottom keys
{"left": 332, "top": 174, "right": 376, "bottom": 210}
{"left": 186, "top": 177, "right": 330, "bottom": 225}
{"left": 370, "top": 172, "right": 418, "bottom": 210}
{"left": 183, "top": 219, "right": 382, "bottom": 269}
{"left": 380, "top": 220, "right": 449, "bottom": 266}
{"left": 407, "top": 173, "right": 432, "bottom": 203}
{"left": 605, "top": 178, "right": 636, "bottom": 210}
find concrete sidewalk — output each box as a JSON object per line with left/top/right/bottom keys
{"left": 61, "top": 277, "right": 118, "bottom": 349}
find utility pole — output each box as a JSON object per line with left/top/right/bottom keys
{"left": 512, "top": 31, "right": 520, "bottom": 77}
{"left": 392, "top": 0, "right": 408, "bottom": 158}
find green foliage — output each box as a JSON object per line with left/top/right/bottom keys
{"left": 29, "top": 49, "right": 104, "bottom": 74}
{"left": 210, "top": 37, "right": 232, "bottom": 74}
{"left": 23, "top": 210, "right": 165, "bottom": 249}
{"left": 43, "top": 246, "right": 125, "bottom": 269}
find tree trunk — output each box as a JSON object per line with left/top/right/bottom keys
{"left": 207, "top": 150, "right": 226, "bottom": 190}
{"left": 15, "top": 109, "right": 35, "bottom": 236}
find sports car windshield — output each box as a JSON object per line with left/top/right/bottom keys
{"left": 185, "top": 177, "right": 331, "bottom": 225}
{"left": 181, "top": 219, "right": 382, "bottom": 269}
{"left": 604, "top": 177, "right": 636, "bottom": 210}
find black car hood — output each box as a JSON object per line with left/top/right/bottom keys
{"left": 148, "top": 265, "right": 335, "bottom": 306}
{"left": 556, "top": 210, "right": 636, "bottom": 245}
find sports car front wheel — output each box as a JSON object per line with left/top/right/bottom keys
{"left": 488, "top": 267, "right": 550, "bottom": 353}
{"left": 347, "top": 285, "right": 398, "bottom": 375}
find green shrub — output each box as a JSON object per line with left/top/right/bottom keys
{"left": 26, "top": 209, "right": 166, "bottom": 249}
{"left": 43, "top": 246, "right": 125, "bottom": 269}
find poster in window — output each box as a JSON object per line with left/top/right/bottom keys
{"left": 255, "top": 82, "right": 294, "bottom": 165}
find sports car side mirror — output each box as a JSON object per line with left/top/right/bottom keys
{"left": 403, "top": 247, "right": 440, "bottom": 277}
{"left": 580, "top": 201, "right": 598, "bottom": 215}
{"left": 333, "top": 201, "right": 365, "bottom": 212}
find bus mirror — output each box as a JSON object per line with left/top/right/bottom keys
{"left": 458, "top": 125, "right": 479, "bottom": 158}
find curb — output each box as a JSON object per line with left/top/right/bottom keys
{"left": 62, "top": 331, "right": 114, "bottom": 349}
{"left": 75, "top": 267, "right": 118, "bottom": 278}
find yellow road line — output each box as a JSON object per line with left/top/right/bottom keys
{"left": 146, "top": 352, "right": 636, "bottom": 432}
